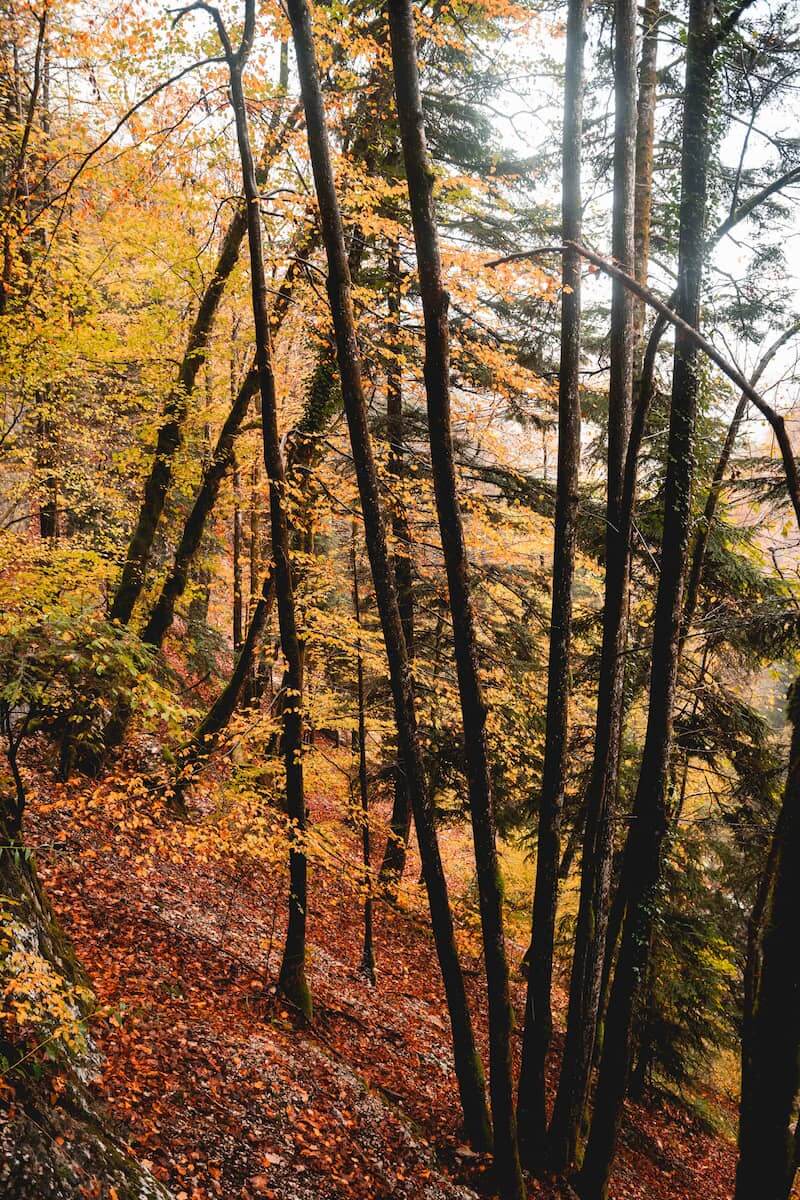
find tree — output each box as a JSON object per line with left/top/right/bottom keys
{"left": 378, "top": 238, "right": 416, "bottom": 895}
{"left": 351, "top": 530, "right": 376, "bottom": 984}
{"left": 106, "top": 63, "right": 295, "bottom": 631}
{"left": 386, "top": 1, "right": 523, "bottom": 1193}
{"left": 549, "top": 0, "right": 638, "bottom": 1169}
{"left": 176, "top": 0, "right": 311, "bottom": 1018}
{"left": 516, "top": 0, "right": 586, "bottom": 1169}
{"left": 575, "top": 3, "right": 755, "bottom": 1187}
{"left": 139, "top": 227, "right": 313, "bottom": 652}
{"left": 5, "top": 1, "right": 800, "bottom": 1194}
{"left": 735, "top": 687, "right": 800, "bottom": 1200}
{"left": 285, "top": 0, "right": 492, "bottom": 1147}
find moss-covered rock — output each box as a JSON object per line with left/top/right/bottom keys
{"left": 0, "top": 836, "right": 171, "bottom": 1200}
{"left": 1, "top": 1070, "right": 171, "bottom": 1200}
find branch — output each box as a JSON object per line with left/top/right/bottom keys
{"left": 0, "top": 401, "right": 25, "bottom": 452}
{"left": 241, "top": 0, "right": 257, "bottom": 63}
{"left": 712, "top": 165, "right": 800, "bottom": 243}
{"left": 484, "top": 245, "right": 563, "bottom": 269}
{"left": 486, "top": 155, "right": 800, "bottom": 272}
{"left": 712, "top": 0, "right": 758, "bottom": 47}
{"left": 489, "top": 240, "right": 800, "bottom": 534}
{"left": 22, "top": 54, "right": 225, "bottom": 234}
{"left": 170, "top": 3, "right": 234, "bottom": 61}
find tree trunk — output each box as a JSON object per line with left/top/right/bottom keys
{"left": 171, "top": 344, "right": 343, "bottom": 800}
{"left": 379, "top": 237, "right": 415, "bottom": 896}
{"left": 220, "top": 7, "right": 311, "bottom": 1019}
{"left": 93, "top": 244, "right": 311, "bottom": 767}
{"left": 231, "top": 324, "right": 246, "bottom": 655}
{"left": 36, "top": 398, "right": 58, "bottom": 540}
{"left": 386, "top": 5, "right": 523, "bottom": 1194}
{"left": 142, "top": 215, "right": 316, "bottom": 653}
{"left": 233, "top": 455, "right": 244, "bottom": 654}
{"left": 352, "top": 534, "right": 376, "bottom": 984}
{"left": 740, "top": 805, "right": 782, "bottom": 1128}
{"left": 139, "top": 233, "right": 311, "bottom": 652}
{"left": 516, "top": 0, "right": 585, "bottom": 1170}
{"left": 548, "top": 0, "right": 638, "bottom": 1170}
{"left": 632, "top": 0, "right": 660, "bottom": 360}
{"left": 386, "top": 0, "right": 521, "bottom": 1181}
{"left": 380, "top": 768, "right": 414, "bottom": 896}
{"left": 563, "top": 7, "right": 661, "bottom": 1105}
{"left": 109, "top": 205, "right": 248, "bottom": 626}
{"left": 735, "top": 683, "right": 800, "bottom": 1200}
{"left": 140, "top": 367, "right": 258, "bottom": 647}
{"left": 245, "top": 446, "right": 265, "bottom": 704}
{"left": 575, "top": 4, "right": 716, "bottom": 1195}
{"left": 286, "top": 0, "right": 492, "bottom": 1148}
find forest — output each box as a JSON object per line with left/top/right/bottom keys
{"left": 1, "top": 0, "right": 800, "bottom": 1196}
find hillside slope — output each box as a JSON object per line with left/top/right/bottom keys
{"left": 21, "top": 746, "right": 740, "bottom": 1200}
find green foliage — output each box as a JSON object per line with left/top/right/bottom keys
{"left": 0, "top": 895, "right": 95, "bottom": 1066}
{"left": 0, "top": 535, "right": 189, "bottom": 779}
{"left": 636, "top": 829, "right": 741, "bottom": 1094}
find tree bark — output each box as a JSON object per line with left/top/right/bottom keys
{"left": 575, "top": 3, "right": 716, "bottom": 1195}
{"left": 561, "top": 7, "right": 660, "bottom": 1116}
{"left": 212, "top": 0, "right": 310, "bottom": 1019}
{"left": 232, "top": 327, "right": 246, "bottom": 654}
{"left": 516, "top": 0, "right": 585, "bottom": 1171}
{"left": 286, "top": 0, "right": 492, "bottom": 1148}
{"left": 735, "top": 683, "right": 800, "bottom": 1200}
{"left": 141, "top": 365, "right": 258, "bottom": 647}
{"left": 245, "top": 442, "right": 265, "bottom": 704}
{"left": 632, "top": 0, "right": 660, "bottom": 359}
{"left": 386, "top": 4, "right": 523, "bottom": 1193}
{"left": 352, "top": 533, "right": 376, "bottom": 984}
{"left": 233, "top": 454, "right": 244, "bottom": 654}
{"left": 548, "top": 0, "right": 638, "bottom": 1170}
{"left": 36, "top": 399, "right": 58, "bottom": 540}
{"left": 171, "top": 343, "right": 342, "bottom": 801}
{"left": 379, "top": 237, "right": 415, "bottom": 896}
{"left": 109, "top": 205, "right": 248, "bottom": 627}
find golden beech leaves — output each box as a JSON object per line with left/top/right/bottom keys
{"left": 0, "top": 897, "right": 95, "bottom": 1060}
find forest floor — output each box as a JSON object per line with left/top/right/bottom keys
{"left": 25, "top": 738, "right": 742, "bottom": 1200}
